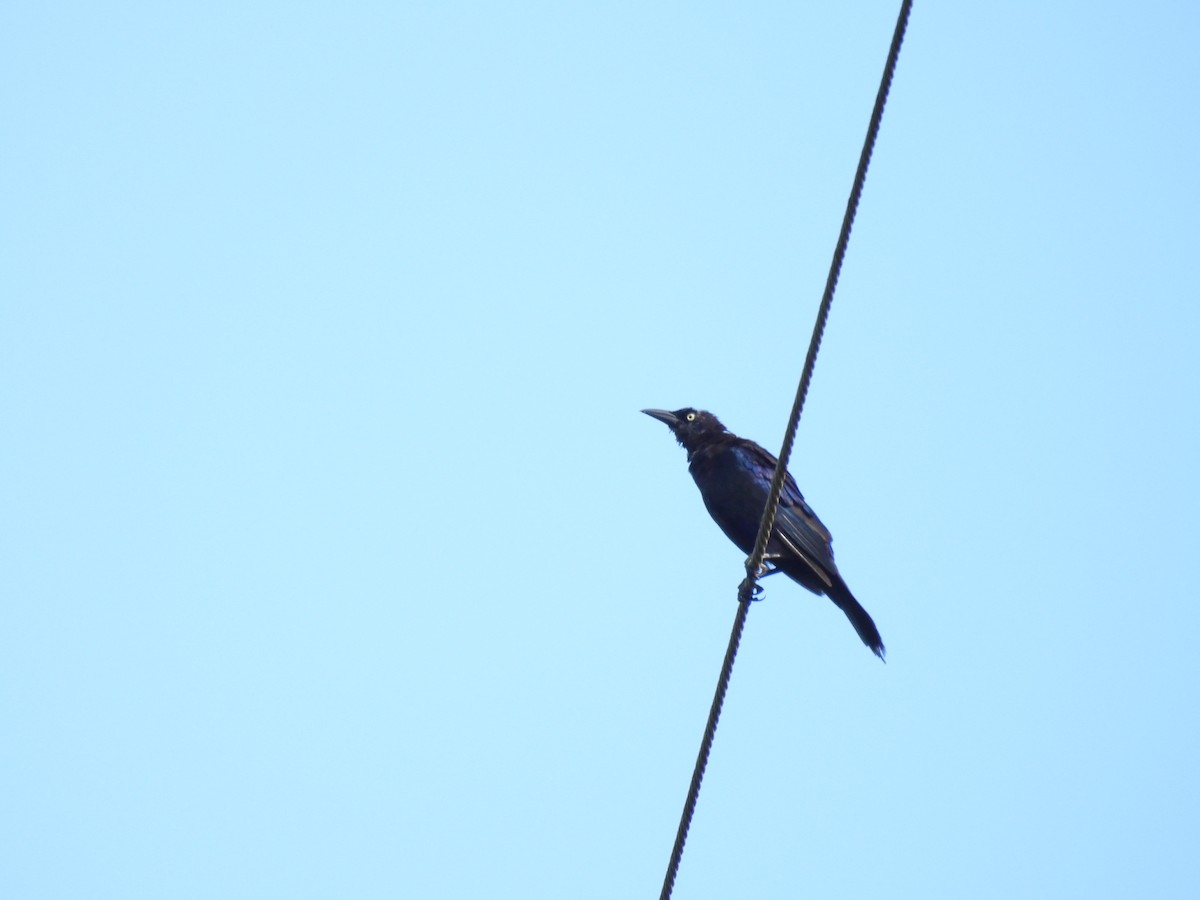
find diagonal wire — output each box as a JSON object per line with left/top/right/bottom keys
{"left": 659, "top": 3, "right": 912, "bottom": 898}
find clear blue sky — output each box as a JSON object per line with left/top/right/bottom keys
{"left": 4, "top": 3, "right": 1199, "bottom": 897}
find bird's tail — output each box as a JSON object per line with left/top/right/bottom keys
{"left": 826, "top": 580, "right": 886, "bottom": 661}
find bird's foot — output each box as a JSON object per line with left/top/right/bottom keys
{"left": 738, "top": 577, "right": 765, "bottom": 602}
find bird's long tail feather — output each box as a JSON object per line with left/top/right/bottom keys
{"left": 826, "top": 580, "right": 886, "bottom": 661}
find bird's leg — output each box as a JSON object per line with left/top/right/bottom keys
{"left": 758, "top": 555, "right": 783, "bottom": 578}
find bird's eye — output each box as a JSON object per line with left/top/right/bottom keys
{"left": 686, "top": 412, "right": 697, "bottom": 422}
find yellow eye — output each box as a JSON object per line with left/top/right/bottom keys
{"left": 686, "top": 412, "right": 697, "bottom": 422}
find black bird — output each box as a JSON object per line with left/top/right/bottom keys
{"left": 643, "top": 407, "right": 885, "bottom": 659}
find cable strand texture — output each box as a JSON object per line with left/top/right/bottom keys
{"left": 659, "top": 3, "right": 912, "bottom": 898}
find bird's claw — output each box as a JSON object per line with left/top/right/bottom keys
{"left": 738, "top": 577, "right": 765, "bottom": 602}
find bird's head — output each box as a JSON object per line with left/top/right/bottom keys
{"left": 642, "top": 407, "right": 728, "bottom": 453}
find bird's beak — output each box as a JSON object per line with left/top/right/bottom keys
{"left": 642, "top": 408, "right": 680, "bottom": 428}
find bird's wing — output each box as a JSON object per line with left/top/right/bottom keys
{"left": 731, "top": 440, "right": 839, "bottom": 582}
{"left": 774, "top": 495, "right": 838, "bottom": 584}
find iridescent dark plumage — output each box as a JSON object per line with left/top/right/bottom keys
{"left": 643, "top": 407, "right": 885, "bottom": 659}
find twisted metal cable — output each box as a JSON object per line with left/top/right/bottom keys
{"left": 659, "top": 3, "right": 912, "bottom": 897}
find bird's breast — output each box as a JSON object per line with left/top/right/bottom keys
{"left": 688, "top": 447, "right": 771, "bottom": 555}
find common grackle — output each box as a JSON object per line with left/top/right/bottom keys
{"left": 643, "top": 407, "right": 885, "bottom": 659}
